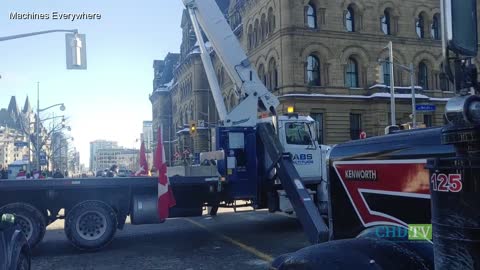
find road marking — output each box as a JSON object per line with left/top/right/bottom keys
{"left": 185, "top": 218, "right": 274, "bottom": 262}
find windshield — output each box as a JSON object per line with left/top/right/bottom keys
{"left": 285, "top": 122, "right": 314, "bottom": 145}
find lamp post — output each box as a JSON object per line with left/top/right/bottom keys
{"left": 386, "top": 41, "right": 396, "bottom": 126}
{"left": 378, "top": 60, "right": 417, "bottom": 129}
{"left": 35, "top": 82, "right": 66, "bottom": 170}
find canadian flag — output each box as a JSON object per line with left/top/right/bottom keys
{"left": 135, "top": 141, "right": 150, "bottom": 176}
{"left": 155, "top": 126, "right": 176, "bottom": 220}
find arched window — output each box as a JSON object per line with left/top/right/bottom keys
{"left": 418, "top": 61, "right": 429, "bottom": 89}
{"left": 345, "top": 57, "right": 359, "bottom": 88}
{"left": 261, "top": 14, "right": 267, "bottom": 40}
{"left": 431, "top": 13, "right": 441, "bottom": 40}
{"left": 306, "top": 55, "right": 321, "bottom": 86}
{"left": 220, "top": 68, "right": 225, "bottom": 86}
{"left": 416, "top": 13, "right": 425, "bottom": 38}
{"left": 268, "top": 8, "right": 275, "bottom": 33}
{"left": 345, "top": 6, "right": 355, "bottom": 32}
{"left": 230, "top": 95, "right": 236, "bottom": 110}
{"left": 258, "top": 64, "right": 267, "bottom": 86}
{"left": 306, "top": 4, "right": 317, "bottom": 29}
{"left": 382, "top": 60, "right": 391, "bottom": 86}
{"left": 254, "top": 19, "right": 260, "bottom": 46}
{"left": 381, "top": 9, "right": 391, "bottom": 35}
{"left": 268, "top": 58, "right": 278, "bottom": 90}
{"left": 247, "top": 25, "right": 254, "bottom": 49}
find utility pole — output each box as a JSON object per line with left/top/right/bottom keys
{"left": 36, "top": 82, "right": 40, "bottom": 171}
{"left": 410, "top": 63, "right": 417, "bottom": 128}
{"left": 388, "top": 41, "right": 396, "bottom": 126}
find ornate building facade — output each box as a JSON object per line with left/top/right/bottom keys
{"left": 151, "top": 0, "right": 473, "bottom": 162}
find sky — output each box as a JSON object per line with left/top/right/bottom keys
{"left": 0, "top": 0, "right": 184, "bottom": 166}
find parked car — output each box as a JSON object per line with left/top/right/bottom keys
{"left": 95, "top": 170, "right": 108, "bottom": 177}
{"left": 0, "top": 214, "right": 30, "bottom": 270}
{"left": 117, "top": 169, "right": 132, "bottom": 177}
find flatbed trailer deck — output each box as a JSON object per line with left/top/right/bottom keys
{"left": 0, "top": 176, "right": 219, "bottom": 250}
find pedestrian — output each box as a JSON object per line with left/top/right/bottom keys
{"left": 0, "top": 165, "right": 8, "bottom": 179}
{"left": 107, "top": 164, "right": 118, "bottom": 177}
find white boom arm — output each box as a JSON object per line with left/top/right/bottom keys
{"left": 183, "top": 0, "right": 280, "bottom": 127}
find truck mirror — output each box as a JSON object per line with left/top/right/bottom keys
{"left": 444, "top": 0, "right": 478, "bottom": 56}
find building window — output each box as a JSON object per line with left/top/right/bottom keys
{"left": 261, "top": 14, "right": 267, "bottom": 39}
{"left": 254, "top": 20, "right": 260, "bottom": 46}
{"left": 258, "top": 65, "right": 266, "bottom": 86}
{"left": 248, "top": 25, "right": 254, "bottom": 49}
{"left": 268, "top": 58, "right": 278, "bottom": 90}
{"left": 311, "top": 113, "right": 324, "bottom": 144}
{"left": 350, "top": 113, "right": 362, "bottom": 140}
{"left": 306, "top": 4, "right": 317, "bottom": 29}
{"left": 268, "top": 8, "right": 275, "bottom": 33}
{"left": 416, "top": 13, "right": 425, "bottom": 38}
{"left": 345, "top": 6, "right": 355, "bottom": 32}
{"left": 381, "top": 10, "right": 391, "bottom": 35}
{"left": 418, "top": 61, "right": 429, "bottom": 90}
{"left": 431, "top": 13, "right": 441, "bottom": 40}
{"left": 424, "top": 114, "right": 433, "bottom": 127}
{"left": 345, "top": 57, "right": 359, "bottom": 88}
{"left": 306, "top": 55, "right": 321, "bottom": 86}
{"left": 383, "top": 60, "right": 391, "bottom": 86}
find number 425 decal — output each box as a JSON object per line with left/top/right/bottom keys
{"left": 430, "top": 173, "right": 463, "bottom": 192}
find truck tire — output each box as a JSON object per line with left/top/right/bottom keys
{"left": 65, "top": 200, "right": 117, "bottom": 251}
{"left": 16, "top": 252, "right": 30, "bottom": 270}
{"left": 0, "top": 203, "right": 46, "bottom": 249}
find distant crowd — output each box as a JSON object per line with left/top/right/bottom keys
{"left": 0, "top": 165, "right": 68, "bottom": 180}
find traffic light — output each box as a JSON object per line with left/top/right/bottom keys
{"left": 375, "top": 64, "right": 384, "bottom": 84}
{"left": 189, "top": 121, "right": 197, "bottom": 135}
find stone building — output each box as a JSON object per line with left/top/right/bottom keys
{"left": 151, "top": 0, "right": 473, "bottom": 161}
{"left": 95, "top": 148, "right": 139, "bottom": 172}
{"left": 89, "top": 139, "right": 118, "bottom": 172}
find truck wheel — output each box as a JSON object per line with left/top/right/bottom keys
{"left": 65, "top": 201, "right": 117, "bottom": 251}
{"left": 0, "top": 203, "right": 46, "bottom": 249}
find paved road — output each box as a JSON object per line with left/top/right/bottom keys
{"left": 31, "top": 210, "right": 310, "bottom": 270}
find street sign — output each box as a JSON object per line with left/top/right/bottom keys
{"left": 39, "top": 151, "right": 47, "bottom": 166}
{"left": 14, "top": 141, "right": 28, "bottom": 147}
{"left": 416, "top": 104, "right": 436, "bottom": 111}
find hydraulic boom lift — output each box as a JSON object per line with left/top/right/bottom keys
{"left": 182, "top": 0, "right": 329, "bottom": 243}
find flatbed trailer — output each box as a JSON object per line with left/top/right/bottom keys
{"left": 0, "top": 176, "right": 219, "bottom": 250}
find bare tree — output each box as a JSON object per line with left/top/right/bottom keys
{"left": 16, "top": 112, "right": 71, "bottom": 168}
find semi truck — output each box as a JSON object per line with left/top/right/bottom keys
{"left": 272, "top": 0, "right": 480, "bottom": 269}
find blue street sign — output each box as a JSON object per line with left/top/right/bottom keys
{"left": 39, "top": 151, "right": 47, "bottom": 166}
{"left": 14, "top": 141, "right": 29, "bottom": 147}
{"left": 416, "top": 104, "right": 436, "bottom": 111}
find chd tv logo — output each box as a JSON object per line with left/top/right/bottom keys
{"left": 375, "top": 224, "right": 432, "bottom": 241}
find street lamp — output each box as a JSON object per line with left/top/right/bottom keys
{"left": 35, "top": 82, "right": 67, "bottom": 170}
{"left": 378, "top": 59, "right": 418, "bottom": 129}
